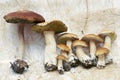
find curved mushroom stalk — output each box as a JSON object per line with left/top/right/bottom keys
{"left": 76, "top": 46, "right": 92, "bottom": 68}
{"left": 67, "top": 40, "right": 79, "bottom": 67}
{"left": 44, "top": 31, "right": 57, "bottom": 71}
{"left": 10, "top": 24, "right": 29, "bottom": 74}
{"left": 104, "top": 36, "right": 112, "bottom": 64}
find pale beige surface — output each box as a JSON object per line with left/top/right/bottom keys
{"left": 0, "top": 0, "right": 120, "bottom": 80}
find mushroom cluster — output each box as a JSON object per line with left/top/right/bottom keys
{"left": 3, "top": 10, "right": 117, "bottom": 74}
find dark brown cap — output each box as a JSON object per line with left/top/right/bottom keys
{"left": 4, "top": 10, "right": 45, "bottom": 23}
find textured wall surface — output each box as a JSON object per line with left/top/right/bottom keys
{"left": 0, "top": 0, "right": 120, "bottom": 80}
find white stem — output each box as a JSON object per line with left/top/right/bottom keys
{"left": 67, "top": 40, "right": 78, "bottom": 61}
{"left": 57, "top": 59, "right": 63, "bottom": 71}
{"left": 76, "top": 46, "right": 88, "bottom": 60}
{"left": 17, "top": 24, "right": 25, "bottom": 59}
{"left": 44, "top": 31, "right": 57, "bottom": 65}
{"left": 97, "top": 55, "right": 105, "bottom": 67}
{"left": 90, "top": 40, "right": 96, "bottom": 58}
{"left": 104, "top": 36, "right": 111, "bottom": 50}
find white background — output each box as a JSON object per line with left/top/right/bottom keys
{"left": 0, "top": 0, "right": 120, "bottom": 80}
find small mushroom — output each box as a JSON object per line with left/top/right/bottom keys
{"left": 4, "top": 10, "right": 45, "bottom": 74}
{"left": 57, "top": 44, "right": 71, "bottom": 72}
{"left": 57, "top": 33, "right": 79, "bottom": 67}
{"left": 95, "top": 47, "right": 110, "bottom": 69}
{"left": 57, "top": 55, "right": 67, "bottom": 74}
{"left": 81, "top": 34, "right": 103, "bottom": 65}
{"left": 99, "top": 30, "right": 117, "bottom": 64}
{"left": 32, "top": 20, "right": 67, "bottom": 71}
{"left": 72, "top": 40, "right": 92, "bottom": 68}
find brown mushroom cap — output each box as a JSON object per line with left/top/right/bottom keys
{"left": 32, "top": 20, "right": 67, "bottom": 34}
{"left": 98, "top": 30, "right": 117, "bottom": 42}
{"left": 57, "top": 44, "right": 70, "bottom": 52}
{"left": 57, "top": 55, "right": 67, "bottom": 60}
{"left": 95, "top": 48, "right": 110, "bottom": 56}
{"left": 81, "top": 34, "right": 103, "bottom": 43}
{"left": 57, "top": 33, "right": 79, "bottom": 44}
{"left": 72, "top": 40, "right": 88, "bottom": 48}
{"left": 4, "top": 10, "right": 45, "bottom": 23}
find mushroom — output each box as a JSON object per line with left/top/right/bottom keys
{"left": 57, "top": 33, "right": 79, "bottom": 67}
{"left": 98, "top": 30, "right": 117, "bottom": 64}
{"left": 81, "top": 34, "right": 103, "bottom": 65}
{"left": 95, "top": 47, "right": 110, "bottom": 69}
{"left": 56, "top": 55, "right": 67, "bottom": 74}
{"left": 32, "top": 20, "right": 67, "bottom": 71}
{"left": 3, "top": 10, "right": 45, "bottom": 74}
{"left": 57, "top": 44, "right": 71, "bottom": 72}
{"left": 72, "top": 40, "right": 92, "bottom": 68}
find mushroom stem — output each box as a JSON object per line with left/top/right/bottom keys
{"left": 89, "top": 40, "right": 96, "bottom": 58}
{"left": 67, "top": 40, "right": 79, "bottom": 67}
{"left": 97, "top": 55, "right": 105, "bottom": 68}
{"left": 17, "top": 23, "right": 25, "bottom": 59}
{"left": 104, "top": 36, "right": 112, "bottom": 64}
{"left": 44, "top": 31, "right": 57, "bottom": 71}
{"left": 76, "top": 46, "right": 91, "bottom": 66}
{"left": 104, "top": 36, "right": 111, "bottom": 49}
{"left": 61, "top": 51, "right": 68, "bottom": 58}
{"left": 57, "top": 59, "right": 64, "bottom": 74}
{"left": 76, "top": 46, "right": 88, "bottom": 59}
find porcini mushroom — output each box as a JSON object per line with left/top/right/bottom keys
{"left": 32, "top": 20, "right": 67, "bottom": 71}
{"left": 81, "top": 34, "right": 103, "bottom": 65}
{"left": 3, "top": 10, "right": 45, "bottom": 74}
{"left": 57, "top": 33, "right": 79, "bottom": 67}
{"left": 72, "top": 40, "right": 92, "bottom": 68}
{"left": 57, "top": 44, "right": 71, "bottom": 72}
{"left": 95, "top": 47, "right": 110, "bottom": 69}
{"left": 98, "top": 30, "right": 117, "bottom": 64}
{"left": 57, "top": 55, "right": 67, "bottom": 74}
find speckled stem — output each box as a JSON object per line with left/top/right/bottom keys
{"left": 44, "top": 31, "right": 57, "bottom": 65}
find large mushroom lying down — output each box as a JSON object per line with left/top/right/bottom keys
{"left": 32, "top": 20, "right": 68, "bottom": 71}
{"left": 57, "top": 33, "right": 79, "bottom": 67}
{"left": 81, "top": 34, "right": 103, "bottom": 65}
{"left": 98, "top": 30, "right": 117, "bottom": 64}
{"left": 3, "top": 10, "right": 45, "bottom": 74}
{"left": 72, "top": 40, "right": 92, "bottom": 68}
{"left": 57, "top": 44, "right": 71, "bottom": 74}
{"left": 95, "top": 47, "right": 110, "bottom": 69}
